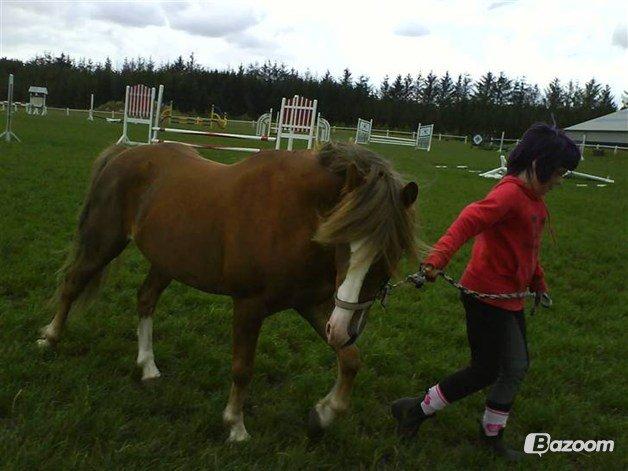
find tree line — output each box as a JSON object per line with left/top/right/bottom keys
{"left": 0, "top": 53, "right": 618, "bottom": 137}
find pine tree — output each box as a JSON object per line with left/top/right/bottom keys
{"left": 340, "top": 68, "right": 352, "bottom": 88}
{"left": 420, "top": 72, "right": 438, "bottom": 105}
{"left": 582, "top": 78, "right": 602, "bottom": 110}
{"left": 494, "top": 72, "right": 512, "bottom": 106}
{"left": 402, "top": 74, "right": 414, "bottom": 101}
{"left": 452, "top": 74, "right": 472, "bottom": 104}
{"left": 355, "top": 75, "right": 371, "bottom": 96}
{"left": 412, "top": 73, "right": 424, "bottom": 102}
{"left": 390, "top": 74, "right": 405, "bottom": 100}
{"left": 473, "top": 72, "right": 496, "bottom": 105}
{"left": 597, "top": 85, "right": 616, "bottom": 114}
{"left": 379, "top": 75, "right": 391, "bottom": 99}
{"left": 544, "top": 78, "right": 564, "bottom": 110}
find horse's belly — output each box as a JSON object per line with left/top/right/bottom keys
{"left": 132, "top": 184, "right": 229, "bottom": 292}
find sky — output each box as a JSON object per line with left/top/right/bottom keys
{"left": 1, "top": 0, "right": 626, "bottom": 104}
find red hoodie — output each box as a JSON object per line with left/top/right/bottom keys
{"left": 424, "top": 176, "right": 548, "bottom": 311}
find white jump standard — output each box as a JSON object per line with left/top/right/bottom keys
{"left": 479, "top": 154, "right": 614, "bottom": 184}
{"left": 479, "top": 155, "right": 508, "bottom": 180}
{"left": 255, "top": 109, "right": 273, "bottom": 137}
{"left": 275, "top": 95, "right": 317, "bottom": 150}
{"left": 116, "top": 83, "right": 278, "bottom": 153}
{"left": 355, "top": 118, "right": 434, "bottom": 151}
{"left": 87, "top": 94, "right": 94, "bottom": 121}
{"left": 355, "top": 118, "right": 372, "bottom": 144}
{"left": 117, "top": 85, "right": 325, "bottom": 153}
{"left": 417, "top": 124, "right": 434, "bottom": 151}
{"left": 1, "top": 74, "right": 20, "bottom": 143}
{"left": 117, "top": 84, "right": 156, "bottom": 146}
{"left": 316, "top": 114, "right": 331, "bottom": 142}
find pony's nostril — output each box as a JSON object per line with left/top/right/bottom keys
{"left": 326, "top": 322, "right": 332, "bottom": 337}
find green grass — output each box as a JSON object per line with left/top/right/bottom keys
{"left": 1, "top": 110, "right": 626, "bottom": 469}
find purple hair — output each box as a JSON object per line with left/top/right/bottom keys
{"left": 506, "top": 123, "right": 581, "bottom": 183}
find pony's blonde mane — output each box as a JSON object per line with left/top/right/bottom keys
{"left": 313, "top": 142, "right": 417, "bottom": 271}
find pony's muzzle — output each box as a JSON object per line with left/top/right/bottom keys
{"left": 325, "top": 309, "right": 352, "bottom": 348}
{"left": 326, "top": 308, "right": 369, "bottom": 349}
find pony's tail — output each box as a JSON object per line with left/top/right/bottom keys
{"left": 52, "top": 144, "right": 130, "bottom": 308}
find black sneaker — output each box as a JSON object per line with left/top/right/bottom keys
{"left": 391, "top": 396, "right": 433, "bottom": 438}
{"left": 478, "top": 422, "right": 523, "bottom": 462}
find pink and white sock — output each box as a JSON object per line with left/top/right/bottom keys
{"left": 420, "top": 384, "right": 449, "bottom": 415}
{"left": 482, "top": 407, "right": 509, "bottom": 436}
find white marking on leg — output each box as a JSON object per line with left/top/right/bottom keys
{"left": 36, "top": 338, "right": 51, "bottom": 348}
{"left": 36, "top": 324, "right": 56, "bottom": 348}
{"left": 137, "top": 317, "right": 161, "bottom": 380}
{"left": 223, "top": 399, "right": 250, "bottom": 442}
{"left": 315, "top": 380, "right": 350, "bottom": 428}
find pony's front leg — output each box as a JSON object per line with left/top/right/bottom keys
{"left": 223, "top": 298, "right": 264, "bottom": 442}
{"left": 309, "top": 344, "right": 361, "bottom": 435}
{"left": 299, "top": 302, "right": 362, "bottom": 436}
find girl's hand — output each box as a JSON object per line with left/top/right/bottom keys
{"left": 423, "top": 264, "right": 441, "bottom": 282}
{"left": 539, "top": 292, "right": 552, "bottom": 308}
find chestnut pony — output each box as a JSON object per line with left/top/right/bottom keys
{"left": 38, "top": 142, "right": 418, "bottom": 441}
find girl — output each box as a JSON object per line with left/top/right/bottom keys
{"left": 391, "top": 123, "right": 581, "bottom": 461}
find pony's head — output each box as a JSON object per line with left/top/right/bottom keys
{"left": 313, "top": 142, "right": 419, "bottom": 348}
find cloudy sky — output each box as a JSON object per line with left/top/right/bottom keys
{"left": 1, "top": 0, "right": 626, "bottom": 103}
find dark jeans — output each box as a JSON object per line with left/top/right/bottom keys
{"left": 438, "top": 294, "right": 529, "bottom": 412}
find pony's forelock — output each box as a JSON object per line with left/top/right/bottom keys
{"left": 313, "top": 142, "right": 418, "bottom": 273}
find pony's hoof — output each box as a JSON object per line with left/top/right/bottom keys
{"left": 36, "top": 338, "right": 52, "bottom": 349}
{"left": 307, "top": 407, "right": 325, "bottom": 440}
{"left": 227, "top": 428, "right": 250, "bottom": 443}
{"left": 141, "top": 372, "right": 162, "bottom": 384}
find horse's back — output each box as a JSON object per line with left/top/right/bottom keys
{"left": 107, "top": 144, "right": 342, "bottom": 299}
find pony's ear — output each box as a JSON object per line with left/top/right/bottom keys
{"left": 401, "top": 182, "right": 419, "bottom": 208}
{"left": 345, "top": 163, "right": 365, "bottom": 191}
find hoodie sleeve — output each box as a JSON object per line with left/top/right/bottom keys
{"left": 424, "top": 182, "right": 517, "bottom": 269}
{"left": 530, "top": 261, "right": 548, "bottom": 293}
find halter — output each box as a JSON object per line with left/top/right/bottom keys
{"left": 334, "top": 282, "right": 391, "bottom": 347}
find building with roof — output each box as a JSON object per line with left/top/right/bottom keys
{"left": 565, "top": 108, "right": 628, "bottom": 146}
{"left": 27, "top": 86, "right": 48, "bottom": 115}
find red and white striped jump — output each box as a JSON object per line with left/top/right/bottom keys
{"left": 128, "top": 84, "right": 153, "bottom": 119}
{"left": 275, "top": 95, "right": 318, "bottom": 150}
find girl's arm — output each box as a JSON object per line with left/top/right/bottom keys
{"left": 424, "top": 183, "right": 517, "bottom": 269}
{"left": 530, "top": 261, "right": 548, "bottom": 293}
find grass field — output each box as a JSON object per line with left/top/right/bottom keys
{"left": 1, "top": 110, "right": 626, "bottom": 469}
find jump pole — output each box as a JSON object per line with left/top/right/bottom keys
{"left": 580, "top": 134, "right": 586, "bottom": 161}
{"left": 564, "top": 171, "right": 614, "bottom": 184}
{"left": 151, "top": 85, "right": 164, "bottom": 142}
{"left": 149, "top": 85, "right": 276, "bottom": 152}
{"left": 154, "top": 139, "right": 261, "bottom": 153}
{"left": 153, "top": 127, "right": 276, "bottom": 142}
{"left": 1, "top": 74, "right": 20, "bottom": 143}
{"left": 87, "top": 94, "right": 94, "bottom": 121}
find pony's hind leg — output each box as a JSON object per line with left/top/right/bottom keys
{"left": 38, "top": 190, "right": 129, "bottom": 347}
{"left": 223, "top": 298, "right": 264, "bottom": 442}
{"left": 38, "top": 237, "right": 128, "bottom": 348}
{"left": 136, "top": 268, "right": 171, "bottom": 381}
{"left": 298, "top": 300, "right": 362, "bottom": 437}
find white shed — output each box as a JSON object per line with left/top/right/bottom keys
{"left": 27, "top": 86, "right": 48, "bottom": 115}
{"left": 564, "top": 109, "right": 628, "bottom": 146}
